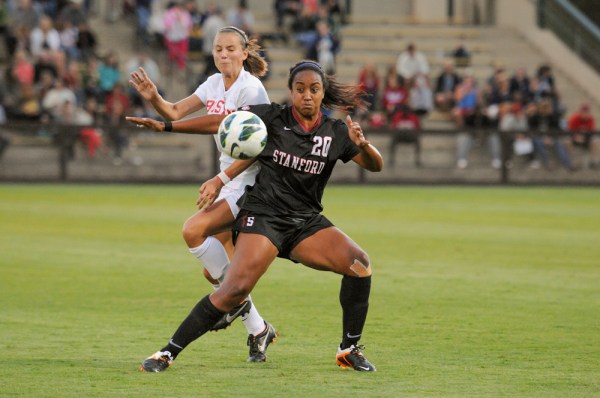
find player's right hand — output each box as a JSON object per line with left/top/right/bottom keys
{"left": 125, "top": 116, "right": 164, "bottom": 132}
{"left": 129, "top": 67, "right": 158, "bottom": 102}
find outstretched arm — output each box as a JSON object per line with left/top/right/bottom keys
{"left": 346, "top": 115, "right": 384, "bottom": 172}
{"left": 196, "top": 159, "right": 258, "bottom": 209}
{"left": 129, "top": 67, "right": 203, "bottom": 121}
{"left": 125, "top": 114, "right": 226, "bottom": 135}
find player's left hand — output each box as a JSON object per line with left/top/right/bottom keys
{"left": 346, "top": 115, "right": 370, "bottom": 148}
{"left": 125, "top": 116, "right": 165, "bottom": 132}
{"left": 196, "top": 177, "right": 223, "bottom": 210}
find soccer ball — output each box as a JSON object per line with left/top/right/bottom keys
{"left": 217, "top": 111, "right": 268, "bottom": 159}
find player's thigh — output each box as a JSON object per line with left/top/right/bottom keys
{"left": 290, "top": 227, "right": 371, "bottom": 276}
{"left": 183, "top": 198, "right": 236, "bottom": 238}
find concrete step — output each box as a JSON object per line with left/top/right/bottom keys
{"left": 341, "top": 24, "right": 482, "bottom": 39}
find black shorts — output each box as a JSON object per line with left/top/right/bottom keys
{"left": 233, "top": 210, "right": 334, "bottom": 260}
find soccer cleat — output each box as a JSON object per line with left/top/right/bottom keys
{"left": 210, "top": 299, "right": 252, "bottom": 331}
{"left": 247, "top": 321, "right": 278, "bottom": 362}
{"left": 336, "top": 345, "right": 376, "bottom": 371}
{"left": 140, "top": 351, "right": 173, "bottom": 372}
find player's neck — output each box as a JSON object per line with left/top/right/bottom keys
{"left": 222, "top": 71, "right": 241, "bottom": 91}
{"left": 292, "top": 107, "right": 322, "bottom": 132}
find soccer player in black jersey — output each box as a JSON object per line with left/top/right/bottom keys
{"left": 127, "top": 60, "right": 383, "bottom": 372}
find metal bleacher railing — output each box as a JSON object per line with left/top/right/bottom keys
{"left": 2, "top": 120, "right": 598, "bottom": 185}
{"left": 536, "top": 0, "right": 600, "bottom": 75}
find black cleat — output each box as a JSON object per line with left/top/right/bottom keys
{"left": 210, "top": 299, "right": 252, "bottom": 331}
{"left": 336, "top": 345, "right": 376, "bottom": 371}
{"left": 247, "top": 321, "right": 277, "bottom": 362}
{"left": 140, "top": 351, "right": 173, "bottom": 372}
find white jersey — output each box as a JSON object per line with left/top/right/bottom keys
{"left": 194, "top": 68, "right": 269, "bottom": 191}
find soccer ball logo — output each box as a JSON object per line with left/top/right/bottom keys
{"left": 217, "top": 111, "right": 268, "bottom": 159}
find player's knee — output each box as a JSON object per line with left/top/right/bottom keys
{"left": 182, "top": 217, "right": 208, "bottom": 247}
{"left": 215, "top": 279, "right": 251, "bottom": 309}
{"left": 348, "top": 250, "right": 372, "bottom": 277}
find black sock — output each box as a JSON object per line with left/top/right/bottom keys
{"left": 161, "top": 295, "right": 224, "bottom": 359}
{"left": 339, "top": 275, "right": 371, "bottom": 350}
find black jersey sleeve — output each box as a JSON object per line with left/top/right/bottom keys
{"left": 333, "top": 119, "right": 362, "bottom": 163}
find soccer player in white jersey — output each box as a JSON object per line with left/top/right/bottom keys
{"left": 129, "top": 26, "right": 276, "bottom": 368}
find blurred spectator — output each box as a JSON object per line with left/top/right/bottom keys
{"left": 58, "top": 19, "right": 80, "bottom": 60}
{"left": 63, "top": 59, "right": 85, "bottom": 102}
{"left": 434, "top": 60, "right": 461, "bottom": 112}
{"left": 185, "top": 0, "right": 204, "bottom": 54}
{"left": 57, "top": 0, "right": 87, "bottom": 28}
{"left": 135, "top": 0, "right": 153, "bottom": 46}
{"left": 532, "top": 63, "right": 563, "bottom": 115}
{"left": 14, "top": 83, "right": 42, "bottom": 120}
{"left": 451, "top": 39, "right": 470, "bottom": 68}
{"left": 381, "top": 73, "right": 408, "bottom": 121}
{"left": 322, "top": 0, "right": 345, "bottom": 30}
{"left": 227, "top": 0, "right": 254, "bottom": 36}
{"left": 316, "top": 2, "right": 341, "bottom": 37}
{"left": 509, "top": 66, "right": 533, "bottom": 104}
{"left": 273, "top": 0, "right": 300, "bottom": 29}
{"left": 82, "top": 55, "right": 102, "bottom": 101}
{"left": 528, "top": 98, "right": 574, "bottom": 171}
{"left": 97, "top": 51, "right": 121, "bottom": 97}
{"left": 453, "top": 75, "right": 502, "bottom": 169}
{"left": 388, "top": 104, "right": 420, "bottom": 167}
{"left": 54, "top": 97, "right": 96, "bottom": 159}
{"left": 291, "top": 0, "right": 319, "bottom": 34}
{"left": 76, "top": 21, "right": 97, "bottom": 61}
{"left": 29, "top": 15, "right": 61, "bottom": 57}
{"left": 38, "top": 0, "right": 59, "bottom": 19}
{"left": 395, "top": 42, "right": 429, "bottom": 84}
{"left": 42, "top": 78, "right": 77, "bottom": 117}
{"left": 485, "top": 69, "right": 511, "bottom": 106}
{"left": 305, "top": 20, "right": 339, "bottom": 74}
{"left": 566, "top": 103, "right": 599, "bottom": 169}
{"left": 499, "top": 101, "right": 535, "bottom": 168}
{"left": 357, "top": 62, "right": 380, "bottom": 113}
{"left": 409, "top": 74, "right": 433, "bottom": 117}
{"left": 163, "top": 0, "right": 193, "bottom": 72}
{"left": 33, "top": 50, "right": 59, "bottom": 83}
{"left": 83, "top": 95, "right": 103, "bottom": 125}
{"left": 11, "top": 49, "right": 35, "bottom": 87}
{"left": 36, "top": 69, "right": 56, "bottom": 100}
{"left": 201, "top": 3, "right": 225, "bottom": 77}
{"left": 452, "top": 75, "right": 479, "bottom": 129}
{"left": 105, "top": 83, "right": 129, "bottom": 162}
{"left": 105, "top": 82, "right": 129, "bottom": 117}
{"left": 5, "top": 0, "right": 41, "bottom": 56}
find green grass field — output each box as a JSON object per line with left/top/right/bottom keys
{"left": 1, "top": 184, "right": 599, "bottom": 397}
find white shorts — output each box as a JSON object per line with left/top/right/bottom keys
{"left": 217, "top": 169, "right": 257, "bottom": 218}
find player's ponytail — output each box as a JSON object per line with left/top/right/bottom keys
{"left": 244, "top": 38, "right": 269, "bottom": 78}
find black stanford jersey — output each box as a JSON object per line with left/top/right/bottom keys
{"left": 237, "top": 103, "right": 361, "bottom": 216}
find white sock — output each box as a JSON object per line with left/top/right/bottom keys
{"left": 189, "top": 236, "right": 229, "bottom": 281}
{"left": 241, "top": 295, "right": 267, "bottom": 336}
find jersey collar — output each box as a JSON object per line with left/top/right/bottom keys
{"left": 291, "top": 106, "right": 323, "bottom": 134}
